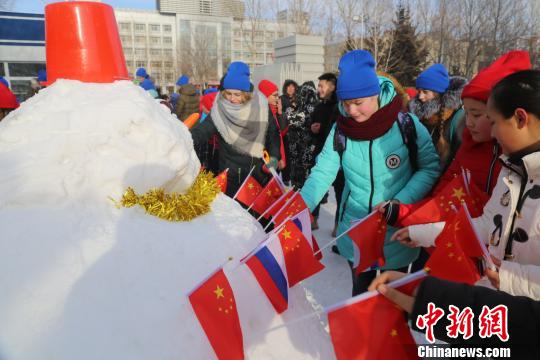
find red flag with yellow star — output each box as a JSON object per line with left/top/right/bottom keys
{"left": 398, "top": 175, "right": 477, "bottom": 226}
{"left": 264, "top": 190, "right": 295, "bottom": 220}
{"left": 277, "top": 220, "right": 324, "bottom": 287}
{"left": 188, "top": 268, "right": 244, "bottom": 360}
{"left": 425, "top": 212, "right": 482, "bottom": 285}
{"left": 328, "top": 276, "right": 421, "bottom": 360}
{"left": 215, "top": 169, "right": 228, "bottom": 193}
{"left": 249, "top": 177, "right": 285, "bottom": 214}
{"left": 347, "top": 212, "right": 387, "bottom": 275}
{"left": 234, "top": 175, "right": 263, "bottom": 207}
{"left": 273, "top": 193, "right": 312, "bottom": 226}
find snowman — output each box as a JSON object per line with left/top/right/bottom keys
{"left": 0, "top": 2, "right": 333, "bottom": 359}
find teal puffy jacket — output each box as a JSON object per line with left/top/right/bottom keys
{"left": 300, "top": 77, "right": 440, "bottom": 269}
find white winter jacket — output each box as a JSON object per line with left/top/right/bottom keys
{"left": 410, "top": 151, "right": 540, "bottom": 299}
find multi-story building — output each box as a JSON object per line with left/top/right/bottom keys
{"left": 114, "top": 0, "right": 296, "bottom": 92}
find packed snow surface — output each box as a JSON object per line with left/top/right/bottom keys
{"left": 0, "top": 80, "right": 333, "bottom": 359}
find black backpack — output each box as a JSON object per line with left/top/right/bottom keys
{"left": 333, "top": 112, "right": 418, "bottom": 171}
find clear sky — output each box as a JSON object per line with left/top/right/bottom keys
{"left": 10, "top": 0, "right": 156, "bottom": 14}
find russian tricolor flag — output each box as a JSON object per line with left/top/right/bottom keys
{"left": 245, "top": 235, "right": 289, "bottom": 313}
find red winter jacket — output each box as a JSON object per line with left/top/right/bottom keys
{"left": 396, "top": 127, "right": 501, "bottom": 224}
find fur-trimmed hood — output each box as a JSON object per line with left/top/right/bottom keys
{"left": 408, "top": 76, "right": 467, "bottom": 121}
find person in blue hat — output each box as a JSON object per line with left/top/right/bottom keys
{"left": 135, "top": 68, "right": 158, "bottom": 98}
{"left": 409, "top": 63, "right": 467, "bottom": 170}
{"left": 299, "top": 50, "right": 440, "bottom": 296}
{"left": 190, "top": 61, "right": 281, "bottom": 197}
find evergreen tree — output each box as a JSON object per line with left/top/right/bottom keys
{"left": 384, "top": 3, "right": 428, "bottom": 86}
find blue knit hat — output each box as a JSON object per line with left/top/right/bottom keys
{"left": 139, "top": 78, "right": 155, "bottom": 91}
{"left": 136, "top": 67, "right": 148, "bottom": 78}
{"left": 37, "top": 69, "right": 47, "bottom": 82}
{"left": 416, "top": 63, "right": 449, "bottom": 93}
{"left": 0, "top": 77, "right": 9, "bottom": 88}
{"left": 336, "top": 50, "right": 380, "bottom": 101}
{"left": 223, "top": 62, "right": 251, "bottom": 92}
{"left": 176, "top": 75, "right": 189, "bottom": 86}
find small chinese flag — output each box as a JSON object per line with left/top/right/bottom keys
{"left": 328, "top": 284, "right": 420, "bottom": 360}
{"left": 273, "top": 193, "right": 312, "bottom": 226}
{"left": 235, "top": 175, "right": 263, "bottom": 207}
{"left": 399, "top": 175, "right": 476, "bottom": 226}
{"left": 467, "top": 179, "right": 490, "bottom": 217}
{"left": 188, "top": 269, "right": 244, "bottom": 360}
{"left": 426, "top": 213, "right": 482, "bottom": 285}
{"left": 215, "top": 169, "right": 228, "bottom": 193}
{"left": 278, "top": 220, "right": 325, "bottom": 287}
{"left": 264, "top": 190, "right": 295, "bottom": 220}
{"left": 250, "top": 177, "right": 285, "bottom": 214}
{"left": 347, "top": 212, "right": 387, "bottom": 275}
{"left": 437, "top": 205, "right": 486, "bottom": 258}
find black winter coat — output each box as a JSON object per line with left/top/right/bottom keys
{"left": 191, "top": 108, "right": 281, "bottom": 197}
{"left": 310, "top": 95, "right": 338, "bottom": 157}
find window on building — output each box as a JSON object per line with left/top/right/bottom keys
{"left": 199, "top": 0, "right": 212, "bottom": 14}
{"left": 126, "top": 60, "right": 133, "bottom": 67}
{"left": 233, "top": 51, "right": 242, "bottom": 59}
{"left": 265, "top": 32, "right": 275, "bottom": 40}
{"left": 136, "top": 61, "right": 146, "bottom": 68}
{"left": 134, "top": 23, "right": 145, "bottom": 32}
{"left": 150, "top": 49, "right": 161, "bottom": 56}
{"left": 163, "top": 49, "right": 173, "bottom": 57}
{"left": 165, "top": 72, "right": 173, "bottom": 81}
{"left": 163, "top": 24, "right": 172, "bottom": 33}
{"left": 120, "top": 35, "right": 131, "bottom": 43}
{"left": 233, "top": 30, "right": 241, "bottom": 37}
{"left": 244, "top": 52, "right": 252, "bottom": 59}
{"left": 135, "top": 48, "right": 146, "bottom": 57}
{"left": 153, "top": 71, "right": 162, "bottom": 80}
{"left": 151, "top": 61, "right": 162, "bottom": 68}
{"left": 233, "top": 40, "right": 241, "bottom": 49}
{"left": 135, "top": 36, "right": 145, "bottom": 44}
{"left": 0, "top": 63, "right": 5, "bottom": 77}
{"left": 8, "top": 62, "right": 46, "bottom": 77}
{"left": 163, "top": 37, "right": 172, "bottom": 44}
{"left": 11, "top": 80, "right": 31, "bottom": 101}
{"left": 255, "top": 31, "right": 263, "bottom": 39}
{"left": 164, "top": 61, "right": 173, "bottom": 68}
{"left": 150, "top": 24, "right": 160, "bottom": 32}
{"left": 119, "top": 22, "right": 131, "bottom": 32}
{"left": 123, "top": 47, "right": 132, "bottom": 55}
{"left": 256, "top": 42, "right": 264, "bottom": 49}
{"left": 150, "top": 36, "right": 160, "bottom": 44}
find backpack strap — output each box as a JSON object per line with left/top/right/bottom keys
{"left": 333, "top": 126, "right": 347, "bottom": 166}
{"left": 397, "top": 112, "right": 418, "bottom": 172}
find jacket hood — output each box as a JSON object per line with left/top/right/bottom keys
{"left": 408, "top": 76, "right": 467, "bottom": 120}
{"left": 179, "top": 84, "right": 197, "bottom": 96}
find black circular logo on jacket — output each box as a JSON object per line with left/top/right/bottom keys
{"left": 386, "top": 154, "right": 401, "bottom": 169}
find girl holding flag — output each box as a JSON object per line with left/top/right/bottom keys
{"left": 299, "top": 50, "right": 440, "bottom": 295}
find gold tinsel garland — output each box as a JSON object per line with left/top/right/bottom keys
{"left": 114, "top": 170, "right": 221, "bottom": 221}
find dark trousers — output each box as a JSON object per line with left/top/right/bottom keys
{"left": 348, "top": 262, "right": 409, "bottom": 296}
{"left": 333, "top": 170, "right": 345, "bottom": 226}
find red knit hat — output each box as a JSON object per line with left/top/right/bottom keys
{"left": 200, "top": 92, "right": 217, "bottom": 112}
{"left": 258, "top": 79, "right": 278, "bottom": 98}
{"left": 405, "top": 87, "right": 417, "bottom": 99}
{"left": 461, "top": 50, "right": 531, "bottom": 102}
{"left": 0, "top": 83, "right": 19, "bottom": 109}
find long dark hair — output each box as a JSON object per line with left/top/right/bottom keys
{"left": 491, "top": 70, "right": 540, "bottom": 119}
{"left": 282, "top": 79, "right": 298, "bottom": 96}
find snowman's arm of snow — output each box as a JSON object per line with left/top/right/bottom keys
{"left": 265, "top": 110, "right": 282, "bottom": 161}
{"left": 191, "top": 114, "right": 218, "bottom": 147}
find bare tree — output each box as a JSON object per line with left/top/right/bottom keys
{"left": 177, "top": 25, "right": 218, "bottom": 85}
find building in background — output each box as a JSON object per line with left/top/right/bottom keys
{"left": 0, "top": 11, "right": 46, "bottom": 101}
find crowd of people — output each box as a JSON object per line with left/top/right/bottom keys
{"left": 1, "top": 47, "right": 539, "bottom": 353}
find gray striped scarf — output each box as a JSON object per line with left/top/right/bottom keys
{"left": 211, "top": 91, "right": 269, "bottom": 158}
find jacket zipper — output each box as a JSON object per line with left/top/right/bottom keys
{"left": 368, "top": 140, "right": 375, "bottom": 212}
{"left": 503, "top": 165, "right": 528, "bottom": 259}
{"left": 486, "top": 143, "right": 499, "bottom": 194}
{"left": 340, "top": 191, "right": 351, "bottom": 222}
